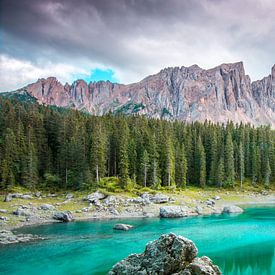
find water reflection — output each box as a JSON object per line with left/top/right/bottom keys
{"left": 212, "top": 241, "right": 275, "bottom": 275}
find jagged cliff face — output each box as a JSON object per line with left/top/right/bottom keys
{"left": 15, "top": 62, "right": 275, "bottom": 127}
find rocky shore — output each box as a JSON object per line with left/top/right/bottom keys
{"left": 109, "top": 233, "right": 222, "bottom": 274}
{"left": 0, "top": 189, "right": 274, "bottom": 234}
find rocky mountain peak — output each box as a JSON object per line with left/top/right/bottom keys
{"left": 9, "top": 62, "right": 275, "bottom": 127}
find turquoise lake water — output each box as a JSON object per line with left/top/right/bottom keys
{"left": 0, "top": 205, "right": 274, "bottom": 275}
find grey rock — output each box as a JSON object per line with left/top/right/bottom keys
{"left": 40, "top": 204, "right": 55, "bottom": 210}
{"left": 66, "top": 194, "right": 74, "bottom": 200}
{"left": 113, "top": 224, "right": 134, "bottom": 231}
{"left": 195, "top": 206, "right": 203, "bottom": 215}
{"left": 222, "top": 205, "right": 243, "bottom": 214}
{"left": 10, "top": 193, "right": 23, "bottom": 198}
{"left": 4, "top": 194, "right": 12, "bottom": 202}
{"left": 0, "top": 230, "right": 45, "bottom": 245}
{"left": 13, "top": 208, "right": 33, "bottom": 217}
{"left": 35, "top": 192, "right": 41, "bottom": 197}
{"left": 212, "top": 196, "right": 221, "bottom": 200}
{"left": 206, "top": 199, "right": 215, "bottom": 206}
{"left": 151, "top": 193, "right": 170, "bottom": 204}
{"left": 261, "top": 190, "right": 268, "bottom": 196}
{"left": 160, "top": 206, "right": 189, "bottom": 218}
{"left": 109, "top": 233, "right": 199, "bottom": 274}
{"left": 53, "top": 211, "right": 74, "bottom": 222}
{"left": 84, "top": 191, "right": 107, "bottom": 203}
{"left": 0, "top": 209, "right": 7, "bottom": 213}
{"left": 104, "top": 195, "right": 119, "bottom": 206}
{"left": 0, "top": 216, "right": 8, "bottom": 221}
{"left": 183, "top": 256, "right": 222, "bottom": 275}
{"left": 21, "top": 195, "right": 33, "bottom": 200}
{"left": 47, "top": 194, "right": 57, "bottom": 197}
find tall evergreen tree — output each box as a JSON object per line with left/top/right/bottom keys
{"left": 224, "top": 132, "right": 235, "bottom": 186}
{"left": 195, "top": 136, "right": 206, "bottom": 187}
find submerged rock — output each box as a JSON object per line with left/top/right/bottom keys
{"left": 109, "top": 233, "right": 221, "bottom": 275}
{"left": 222, "top": 205, "right": 243, "bottom": 214}
{"left": 53, "top": 211, "right": 74, "bottom": 222}
{"left": 0, "top": 230, "right": 45, "bottom": 245}
{"left": 113, "top": 224, "right": 133, "bottom": 231}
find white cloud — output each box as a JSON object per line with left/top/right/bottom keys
{"left": 0, "top": 55, "right": 91, "bottom": 92}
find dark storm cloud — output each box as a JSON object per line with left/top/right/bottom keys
{"left": 1, "top": 0, "right": 275, "bottom": 90}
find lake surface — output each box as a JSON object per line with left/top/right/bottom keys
{"left": 0, "top": 205, "right": 274, "bottom": 275}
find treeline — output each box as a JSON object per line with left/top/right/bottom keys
{"left": 0, "top": 96, "right": 274, "bottom": 191}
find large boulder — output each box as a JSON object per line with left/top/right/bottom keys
{"left": 113, "top": 224, "right": 133, "bottom": 231}
{"left": 160, "top": 206, "right": 189, "bottom": 218}
{"left": 84, "top": 191, "right": 107, "bottom": 203}
{"left": 222, "top": 205, "right": 243, "bottom": 214}
{"left": 109, "top": 233, "right": 221, "bottom": 275}
{"left": 53, "top": 211, "right": 74, "bottom": 222}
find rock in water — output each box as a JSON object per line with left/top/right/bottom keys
{"left": 109, "top": 233, "right": 221, "bottom": 275}
{"left": 113, "top": 224, "right": 133, "bottom": 231}
{"left": 184, "top": 256, "right": 222, "bottom": 275}
{"left": 0, "top": 230, "right": 45, "bottom": 245}
{"left": 222, "top": 205, "right": 243, "bottom": 214}
{"left": 53, "top": 211, "right": 74, "bottom": 222}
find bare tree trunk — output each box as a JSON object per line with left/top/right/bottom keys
{"left": 96, "top": 164, "right": 99, "bottom": 184}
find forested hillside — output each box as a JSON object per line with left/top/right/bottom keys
{"left": 0, "top": 97, "right": 274, "bottom": 191}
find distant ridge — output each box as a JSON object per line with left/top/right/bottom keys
{"left": 3, "top": 62, "right": 275, "bottom": 127}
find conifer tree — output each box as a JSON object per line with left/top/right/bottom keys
{"left": 195, "top": 136, "right": 206, "bottom": 187}
{"left": 224, "top": 132, "right": 235, "bottom": 186}
{"left": 141, "top": 149, "right": 149, "bottom": 187}
{"left": 90, "top": 121, "right": 107, "bottom": 183}
{"left": 239, "top": 141, "right": 245, "bottom": 188}
{"left": 175, "top": 143, "right": 187, "bottom": 188}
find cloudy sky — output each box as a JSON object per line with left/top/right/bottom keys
{"left": 1, "top": 0, "right": 275, "bottom": 92}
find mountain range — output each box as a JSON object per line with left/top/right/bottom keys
{"left": 3, "top": 61, "right": 275, "bottom": 127}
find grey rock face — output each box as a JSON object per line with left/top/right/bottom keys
{"left": 14, "top": 62, "right": 275, "bottom": 127}
{"left": 109, "top": 233, "right": 221, "bottom": 275}
{"left": 160, "top": 206, "right": 189, "bottom": 218}
{"left": 222, "top": 205, "right": 243, "bottom": 214}
{"left": 113, "top": 224, "right": 134, "bottom": 231}
{"left": 53, "top": 211, "right": 74, "bottom": 222}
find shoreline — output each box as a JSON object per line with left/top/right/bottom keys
{"left": 1, "top": 190, "right": 275, "bottom": 232}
